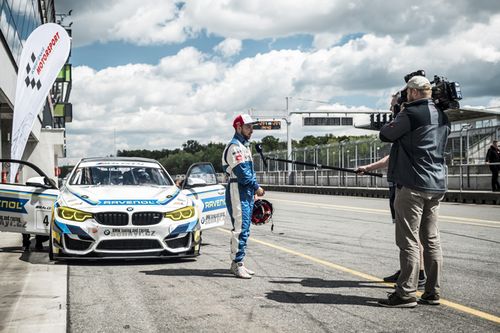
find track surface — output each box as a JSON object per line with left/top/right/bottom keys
{"left": 66, "top": 192, "right": 500, "bottom": 332}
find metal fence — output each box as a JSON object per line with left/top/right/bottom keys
{"left": 253, "top": 129, "right": 500, "bottom": 191}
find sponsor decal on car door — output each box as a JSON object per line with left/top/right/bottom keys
{"left": 181, "top": 163, "right": 227, "bottom": 230}
{"left": 0, "top": 185, "right": 58, "bottom": 235}
{"left": 0, "top": 159, "right": 60, "bottom": 236}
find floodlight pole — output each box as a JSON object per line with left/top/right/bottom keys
{"left": 285, "top": 96, "right": 292, "bottom": 175}
{"left": 251, "top": 97, "right": 384, "bottom": 184}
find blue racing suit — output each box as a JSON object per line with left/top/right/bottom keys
{"left": 222, "top": 133, "right": 260, "bottom": 263}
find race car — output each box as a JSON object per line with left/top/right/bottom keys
{"left": 0, "top": 158, "right": 227, "bottom": 260}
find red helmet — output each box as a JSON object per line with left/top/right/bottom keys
{"left": 252, "top": 199, "right": 273, "bottom": 225}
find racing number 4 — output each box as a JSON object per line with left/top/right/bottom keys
{"left": 43, "top": 215, "right": 49, "bottom": 226}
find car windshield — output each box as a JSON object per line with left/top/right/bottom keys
{"left": 69, "top": 165, "right": 173, "bottom": 186}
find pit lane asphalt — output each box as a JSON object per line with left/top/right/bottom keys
{"left": 2, "top": 191, "right": 498, "bottom": 332}
{"left": 63, "top": 191, "right": 500, "bottom": 332}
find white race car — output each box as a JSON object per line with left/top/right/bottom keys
{"left": 0, "top": 158, "right": 227, "bottom": 260}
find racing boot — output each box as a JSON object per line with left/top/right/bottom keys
{"left": 243, "top": 263, "right": 255, "bottom": 275}
{"left": 230, "top": 261, "right": 252, "bottom": 279}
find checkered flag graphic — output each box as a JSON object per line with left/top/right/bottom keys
{"left": 24, "top": 52, "right": 42, "bottom": 90}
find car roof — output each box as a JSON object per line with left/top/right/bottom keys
{"left": 80, "top": 157, "right": 158, "bottom": 163}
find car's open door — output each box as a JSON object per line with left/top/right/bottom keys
{"left": 0, "top": 159, "right": 59, "bottom": 236}
{"left": 181, "top": 162, "right": 227, "bottom": 231}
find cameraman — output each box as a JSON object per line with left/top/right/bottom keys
{"left": 377, "top": 76, "right": 450, "bottom": 308}
{"left": 357, "top": 94, "right": 426, "bottom": 288}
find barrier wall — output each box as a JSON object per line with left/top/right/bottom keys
{"left": 256, "top": 164, "right": 497, "bottom": 191}
{"left": 261, "top": 184, "right": 500, "bottom": 205}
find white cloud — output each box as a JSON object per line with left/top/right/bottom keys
{"left": 57, "top": 1, "right": 500, "bottom": 158}
{"left": 312, "top": 33, "right": 342, "bottom": 49}
{"left": 59, "top": 0, "right": 500, "bottom": 47}
{"left": 213, "top": 38, "right": 242, "bottom": 58}
{"left": 57, "top": 0, "right": 193, "bottom": 46}
{"left": 66, "top": 12, "right": 500, "bottom": 158}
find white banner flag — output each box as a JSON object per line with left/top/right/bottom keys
{"left": 10, "top": 23, "right": 71, "bottom": 182}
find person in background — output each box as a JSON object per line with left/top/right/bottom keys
{"left": 485, "top": 139, "right": 500, "bottom": 191}
{"left": 22, "top": 234, "right": 47, "bottom": 252}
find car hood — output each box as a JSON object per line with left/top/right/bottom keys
{"left": 60, "top": 185, "right": 187, "bottom": 210}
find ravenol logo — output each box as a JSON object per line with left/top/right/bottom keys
{"left": 202, "top": 196, "right": 226, "bottom": 212}
{"left": 98, "top": 200, "right": 159, "bottom": 206}
{"left": 0, "top": 197, "right": 28, "bottom": 214}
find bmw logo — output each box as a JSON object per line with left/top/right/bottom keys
{"left": 104, "top": 229, "right": 110, "bottom": 236}
{"left": 127, "top": 207, "right": 134, "bottom": 212}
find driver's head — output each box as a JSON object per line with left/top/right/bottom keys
{"left": 137, "top": 171, "right": 150, "bottom": 183}
{"left": 232, "top": 114, "right": 255, "bottom": 141}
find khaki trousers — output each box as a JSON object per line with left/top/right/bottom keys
{"left": 394, "top": 186, "right": 444, "bottom": 298}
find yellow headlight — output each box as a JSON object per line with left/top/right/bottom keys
{"left": 164, "top": 206, "right": 195, "bottom": 221}
{"left": 57, "top": 207, "right": 93, "bottom": 222}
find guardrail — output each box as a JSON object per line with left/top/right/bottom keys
{"left": 256, "top": 162, "right": 500, "bottom": 191}
{"left": 260, "top": 185, "right": 500, "bottom": 205}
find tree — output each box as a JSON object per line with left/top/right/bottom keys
{"left": 297, "top": 135, "right": 318, "bottom": 147}
{"left": 260, "top": 135, "right": 282, "bottom": 151}
{"left": 182, "top": 140, "right": 202, "bottom": 154}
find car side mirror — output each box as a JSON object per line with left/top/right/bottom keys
{"left": 26, "top": 176, "right": 54, "bottom": 189}
{"left": 185, "top": 177, "right": 207, "bottom": 188}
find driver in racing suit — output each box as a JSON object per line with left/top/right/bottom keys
{"left": 222, "top": 114, "right": 265, "bottom": 279}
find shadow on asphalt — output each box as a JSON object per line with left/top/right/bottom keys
{"left": 65, "top": 257, "right": 197, "bottom": 266}
{"left": 140, "top": 268, "right": 234, "bottom": 278}
{"left": 0, "top": 246, "right": 199, "bottom": 266}
{"left": 265, "top": 290, "right": 381, "bottom": 306}
{"left": 269, "top": 277, "right": 391, "bottom": 289}
{"left": 0, "top": 246, "right": 52, "bottom": 265}
{"left": 0, "top": 246, "right": 25, "bottom": 253}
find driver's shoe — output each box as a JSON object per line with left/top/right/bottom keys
{"left": 230, "top": 261, "right": 252, "bottom": 279}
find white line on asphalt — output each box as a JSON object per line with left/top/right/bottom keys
{"left": 269, "top": 198, "right": 500, "bottom": 228}
{"left": 217, "top": 228, "right": 500, "bottom": 324}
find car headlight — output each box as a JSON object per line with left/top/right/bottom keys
{"left": 164, "top": 206, "right": 195, "bottom": 221}
{"left": 57, "top": 207, "right": 93, "bottom": 222}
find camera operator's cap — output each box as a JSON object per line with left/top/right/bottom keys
{"left": 232, "top": 114, "right": 256, "bottom": 129}
{"left": 406, "top": 76, "right": 432, "bottom": 90}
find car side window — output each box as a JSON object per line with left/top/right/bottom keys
{"left": 185, "top": 163, "right": 218, "bottom": 188}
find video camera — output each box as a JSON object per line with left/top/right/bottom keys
{"left": 397, "top": 70, "right": 462, "bottom": 111}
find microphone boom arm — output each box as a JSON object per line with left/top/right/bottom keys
{"left": 255, "top": 144, "right": 383, "bottom": 178}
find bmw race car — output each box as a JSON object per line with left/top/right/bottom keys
{"left": 0, "top": 158, "right": 227, "bottom": 260}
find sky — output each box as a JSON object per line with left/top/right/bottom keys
{"left": 54, "top": 0, "right": 500, "bottom": 161}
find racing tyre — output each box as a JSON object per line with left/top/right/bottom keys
{"left": 48, "top": 224, "right": 54, "bottom": 261}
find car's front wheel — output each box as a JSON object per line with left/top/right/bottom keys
{"left": 48, "top": 223, "right": 55, "bottom": 261}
